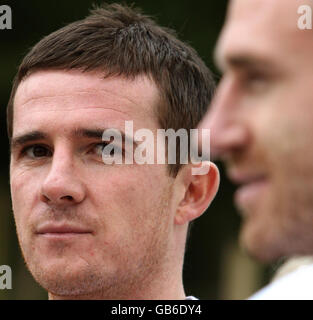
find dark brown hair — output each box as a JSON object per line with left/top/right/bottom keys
{"left": 7, "top": 3, "right": 215, "bottom": 176}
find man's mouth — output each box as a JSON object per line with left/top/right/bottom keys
{"left": 36, "top": 223, "right": 93, "bottom": 239}
{"left": 228, "top": 171, "right": 269, "bottom": 214}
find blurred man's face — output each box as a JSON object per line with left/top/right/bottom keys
{"left": 10, "top": 70, "right": 178, "bottom": 299}
{"left": 201, "top": 0, "right": 313, "bottom": 262}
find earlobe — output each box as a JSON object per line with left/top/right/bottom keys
{"left": 174, "top": 162, "right": 220, "bottom": 225}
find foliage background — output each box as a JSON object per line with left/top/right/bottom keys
{"left": 0, "top": 0, "right": 272, "bottom": 299}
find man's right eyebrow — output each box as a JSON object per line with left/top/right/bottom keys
{"left": 10, "top": 131, "right": 47, "bottom": 151}
{"left": 217, "top": 53, "right": 275, "bottom": 73}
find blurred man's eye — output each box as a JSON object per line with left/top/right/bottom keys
{"left": 242, "top": 71, "right": 270, "bottom": 93}
{"left": 22, "top": 145, "right": 52, "bottom": 158}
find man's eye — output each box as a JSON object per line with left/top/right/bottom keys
{"left": 243, "top": 72, "right": 269, "bottom": 92}
{"left": 23, "top": 145, "right": 52, "bottom": 158}
{"left": 92, "top": 143, "right": 122, "bottom": 157}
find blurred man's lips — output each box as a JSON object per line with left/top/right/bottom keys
{"left": 228, "top": 172, "right": 269, "bottom": 214}
{"left": 36, "top": 224, "right": 92, "bottom": 238}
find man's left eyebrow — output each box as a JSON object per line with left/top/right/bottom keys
{"left": 74, "top": 128, "right": 138, "bottom": 146}
{"left": 74, "top": 128, "right": 104, "bottom": 139}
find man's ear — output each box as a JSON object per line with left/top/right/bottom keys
{"left": 175, "top": 162, "right": 220, "bottom": 225}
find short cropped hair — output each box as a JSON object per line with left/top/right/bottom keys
{"left": 7, "top": 3, "right": 215, "bottom": 176}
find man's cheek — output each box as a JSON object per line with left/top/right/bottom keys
{"left": 11, "top": 183, "right": 33, "bottom": 214}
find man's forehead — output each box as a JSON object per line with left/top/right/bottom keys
{"left": 216, "top": 0, "right": 313, "bottom": 68}
{"left": 14, "top": 69, "right": 159, "bottom": 115}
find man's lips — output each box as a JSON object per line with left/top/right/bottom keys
{"left": 228, "top": 171, "right": 269, "bottom": 213}
{"left": 36, "top": 223, "right": 93, "bottom": 237}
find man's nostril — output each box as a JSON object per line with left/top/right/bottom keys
{"left": 61, "top": 195, "right": 73, "bottom": 201}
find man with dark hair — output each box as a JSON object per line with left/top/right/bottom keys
{"left": 199, "top": 0, "right": 313, "bottom": 299}
{"left": 8, "top": 3, "right": 219, "bottom": 299}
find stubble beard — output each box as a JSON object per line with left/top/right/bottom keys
{"left": 19, "top": 184, "right": 175, "bottom": 299}
{"left": 240, "top": 150, "right": 313, "bottom": 263}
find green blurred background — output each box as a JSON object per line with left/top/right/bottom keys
{"left": 0, "top": 0, "right": 273, "bottom": 299}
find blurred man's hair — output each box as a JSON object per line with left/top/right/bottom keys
{"left": 7, "top": 3, "right": 215, "bottom": 176}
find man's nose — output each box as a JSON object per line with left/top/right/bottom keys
{"left": 40, "top": 148, "right": 85, "bottom": 207}
{"left": 200, "top": 76, "right": 250, "bottom": 159}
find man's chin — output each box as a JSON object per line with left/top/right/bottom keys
{"left": 28, "top": 262, "right": 106, "bottom": 297}
{"left": 239, "top": 223, "right": 283, "bottom": 263}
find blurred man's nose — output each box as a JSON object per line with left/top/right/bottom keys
{"left": 200, "top": 76, "right": 250, "bottom": 160}
{"left": 40, "top": 147, "right": 85, "bottom": 208}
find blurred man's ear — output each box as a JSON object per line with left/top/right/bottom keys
{"left": 175, "top": 162, "right": 220, "bottom": 225}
